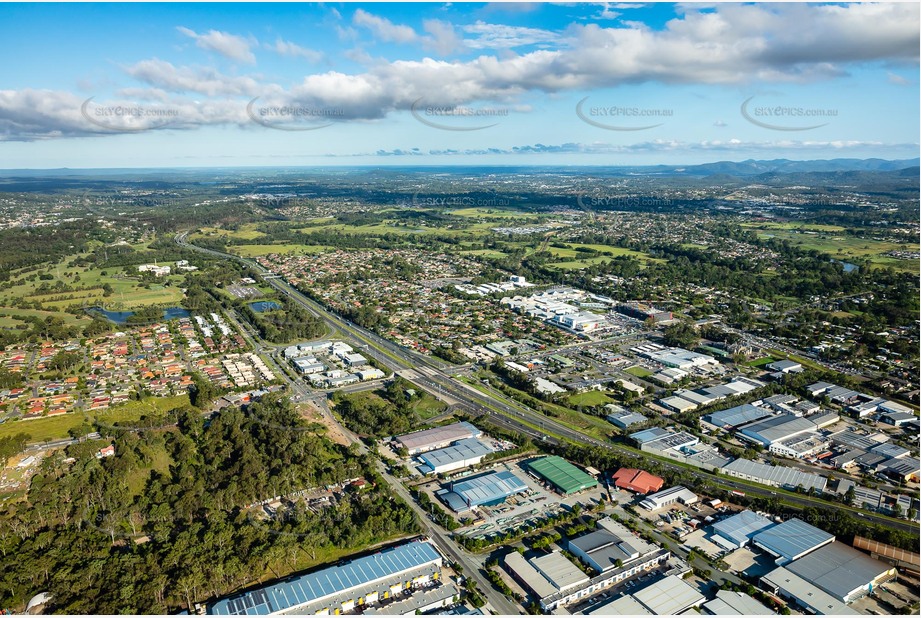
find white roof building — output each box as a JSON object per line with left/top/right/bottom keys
{"left": 639, "top": 486, "right": 698, "bottom": 510}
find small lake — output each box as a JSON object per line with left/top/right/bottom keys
{"left": 87, "top": 306, "right": 190, "bottom": 324}
{"left": 250, "top": 301, "right": 281, "bottom": 313}
{"left": 831, "top": 259, "right": 858, "bottom": 273}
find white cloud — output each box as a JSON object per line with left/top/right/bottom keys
{"left": 364, "top": 139, "right": 918, "bottom": 157}
{"left": 1, "top": 3, "right": 917, "bottom": 141}
{"left": 268, "top": 39, "right": 325, "bottom": 64}
{"left": 462, "top": 21, "right": 561, "bottom": 49}
{"left": 352, "top": 9, "right": 418, "bottom": 44}
{"left": 592, "top": 3, "right": 622, "bottom": 20}
{"left": 176, "top": 26, "right": 256, "bottom": 64}
{"left": 125, "top": 59, "right": 272, "bottom": 97}
{"left": 0, "top": 88, "right": 251, "bottom": 140}
{"left": 422, "top": 19, "right": 464, "bottom": 56}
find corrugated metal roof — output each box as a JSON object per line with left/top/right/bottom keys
{"left": 739, "top": 414, "right": 816, "bottom": 445}
{"left": 702, "top": 590, "right": 773, "bottom": 615}
{"left": 705, "top": 404, "right": 774, "bottom": 428}
{"left": 209, "top": 540, "right": 442, "bottom": 615}
{"left": 761, "top": 567, "right": 859, "bottom": 615}
{"left": 712, "top": 510, "right": 775, "bottom": 547}
{"left": 785, "top": 542, "right": 893, "bottom": 601}
{"left": 752, "top": 518, "right": 834, "bottom": 561}
{"left": 632, "top": 575, "right": 705, "bottom": 615}
{"left": 527, "top": 456, "right": 597, "bottom": 494}
{"left": 417, "top": 438, "right": 493, "bottom": 470}
{"left": 395, "top": 422, "right": 480, "bottom": 452}
{"left": 450, "top": 470, "right": 529, "bottom": 507}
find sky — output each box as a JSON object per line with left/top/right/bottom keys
{"left": 0, "top": 2, "right": 918, "bottom": 168}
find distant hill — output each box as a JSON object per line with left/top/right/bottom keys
{"left": 664, "top": 158, "right": 921, "bottom": 176}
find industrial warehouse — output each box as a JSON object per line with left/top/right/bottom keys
{"left": 639, "top": 485, "right": 698, "bottom": 510}
{"left": 525, "top": 456, "right": 598, "bottom": 495}
{"left": 437, "top": 469, "right": 530, "bottom": 512}
{"left": 751, "top": 518, "right": 835, "bottom": 564}
{"left": 208, "top": 539, "right": 448, "bottom": 615}
{"left": 416, "top": 437, "right": 494, "bottom": 475}
{"left": 505, "top": 518, "right": 671, "bottom": 612}
{"left": 393, "top": 422, "right": 482, "bottom": 455}
{"left": 710, "top": 510, "right": 776, "bottom": 549}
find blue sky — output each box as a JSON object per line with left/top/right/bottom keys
{"left": 0, "top": 2, "right": 918, "bottom": 168}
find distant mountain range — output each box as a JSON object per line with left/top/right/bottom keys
{"left": 0, "top": 157, "right": 918, "bottom": 177}
{"left": 653, "top": 158, "right": 920, "bottom": 176}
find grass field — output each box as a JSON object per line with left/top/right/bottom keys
{"left": 193, "top": 225, "right": 267, "bottom": 240}
{"left": 0, "top": 260, "right": 188, "bottom": 331}
{"left": 742, "top": 224, "right": 919, "bottom": 272}
{"left": 338, "top": 387, "right": 446, "bottom": 422}
{"left": 625, "top": 366, "right": 654, "bottom": 378}
{"left": 460, "top": 249, "right": 507, "bottom": 258}
{"left": 0, "top": 395, "right": 190, "bottom": 443}
{"left": 747, "top": 356, "right": 777, "bottom": 367}
{"left": 124, "top": 442, "right": 174, "bottom": 496}
{"left": 567, "top": 391, "right": 615, "bottom": 407}
{"left": 229, "top": 244, "right": 332, "bottom": 257}
{"left": 409, "top": 392, "right": 448, "bottom": 420}
{"left": 448, "top": 207, "right": 541, "bottom": 220}
{"left": 545, "top": 243, "right": 662, "bottom": 270}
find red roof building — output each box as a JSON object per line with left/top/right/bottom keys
{"left": 612, "top": 468, "right": 665, "bottom": 494}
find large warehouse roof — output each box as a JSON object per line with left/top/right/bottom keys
{"left": 631, "top": 575, "right": 705, "bottom": 615}
{"left": 588, "top": 594, "right": 652, "bottom": 616}
{"left": 711, "top": 510, "right": 775, "bottom": 547}
{"left": 629, "top": 427, "right": 670, "bottom": 444}
{"left": 761, "top": 567, "right": 858, "bottom": 615}
{"left": 503, "top": 551, "right": 557, "bottom": 599}
{"left": 720, "top": 458, "right": 827, "bottom": 492}
{"left": 569, "top": 529, "right": 640, "bottom": 571}
{"left": 785, "top": 542, "right": 895, "bottom": 602}
{"left": 395, "top": 422, "right": 480, "bottom": 453}
{"left": 752, "top": 518, "right": 834, "bottom": 563}
{"left": 704, "top": 404, "right": 774, "bottom": 428}
{"left": 209, "top": 540, "right": 441, "bottom": 615}
{"left": 531, "top": 552, "right": 589, "bottom": 592}
{"left": 444, "top": 470, "right": 528, "bottom": 509}
{"left": 702, "top": 590, "right": 773, "bottom": 615}
{"left": 526, "top": 456, "right": 597, "bottom": 494}
{"left": 739, "top": 414, "right": 817, "bottom": 445}
{"left": 587, "top": 595, "right": 651, "bottom": 615}
{"left": 416, "top": 438, "right": 493, "bottom": 474}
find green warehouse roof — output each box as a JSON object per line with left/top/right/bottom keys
{"left": 527, "top": 456, "right": 597, "bottom": 494}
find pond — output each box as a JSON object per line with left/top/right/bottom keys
{"left": 87, "top": 306, "right": 190, "bottom": 324}
{"left": 250, "top": 301, "right": 281, "bottom": 313}
{"left": 831, "top": 259, "right": 858, "bottom": 273}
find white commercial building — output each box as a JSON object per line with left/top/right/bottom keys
{"left": 639, "top": 486, "right": 698, "bottom": 510}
